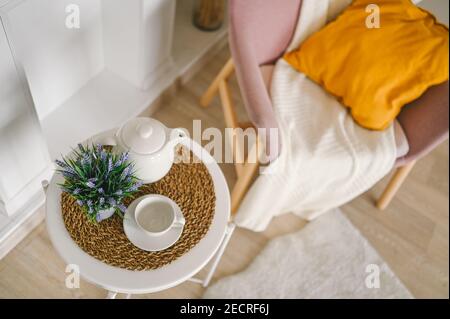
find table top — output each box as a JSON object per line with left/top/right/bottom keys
{"left": 46, "top": 136, "right": 230, "bottom": 294}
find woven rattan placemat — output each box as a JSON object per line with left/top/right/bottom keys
{"left": 61, "top": 146, "right": 216, "bottom": 271}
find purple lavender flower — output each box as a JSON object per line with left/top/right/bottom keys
{"left": 65, "top": 166, "right": 77, "bottom": 175}
{"left": 96, "top": 143, "right": 102, "bottom": 153}
{"left": 108, "top": 198, "right": 116, "bottom": 206}
{"left": 99, "top": 197, "right": 105, "bottom": 205}
{"left": 98, "top": 187, "right": 104, "bottom": 194}
{"left": 81, "top": 153, "right": 91, "bottom": 166}
{"left": 114, "top": 153, "right": 128, "bottom": 168}
{"left": 120, "top": 166, "right": 131, "bottom": 180}
{"left": 121, "top": 152, "right": 129, "bottom": 163}
{"left": 100, "top": 151, "right": 107, "bottom": 161}
{"left": 128, "top": 181, "right": 143, "bottom": 192}
{"left": 62, "top": 171, "right": 77, "bottom": 179}
{"left": 87, "top": 200, "right": 93, "bottom": 207}
{"left": 115, "top": 190, "right": 123, "bottom": 196}
{"left": 73, "top": 188, "right": 80, "bottom": 195}
{"left": 117, "top": 203, "right": 127, "bottom": 213}
{"left": 55, "top": 160, "right": 67, "bottom": 168}
{"left": 76, "top": 199, "right": 84, "bottom": 206}
{"left": 86, "top": 181, "right": 96, "bottom": 188}
{"left": 107, "top": 158, "right": 113, "bottom": 173}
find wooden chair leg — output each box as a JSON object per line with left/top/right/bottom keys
{"left": 376, "top": 160, "right": 416, "bottom": 210}
{"left": 231, "top": 138, "right": 262, "bottom": 215}
{"left": 200, "top": 57, "right": 259, "bottom": 215}
{"left": 218, "top": 80, "right": 245, "bottom": 176}
{"left": 200, "top": 58, "right": 234, "bottom": 107}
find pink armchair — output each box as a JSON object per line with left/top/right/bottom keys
{"left": 200, "top": 0, "right": 449, "bottom": 213}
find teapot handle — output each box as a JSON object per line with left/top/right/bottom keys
{"left": 169, "top": 128, "right": 188, "bottom": 145}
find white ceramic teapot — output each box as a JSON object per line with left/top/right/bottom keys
{"left": 97, "top": 117, "right": 187, "bottom": 183}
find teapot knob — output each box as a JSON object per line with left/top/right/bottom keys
{"left": 137, "top": 123, "right": 153, "bottom": 139}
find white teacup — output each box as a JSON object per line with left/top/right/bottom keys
{"left": 134, "top": 195, "right": 185, "bottom": 236}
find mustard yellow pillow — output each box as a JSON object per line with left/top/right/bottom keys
{"left": 284, "top": 0, "right": 449, "bottom": 130}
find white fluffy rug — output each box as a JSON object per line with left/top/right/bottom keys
{"left": 204, "top": 210, "right": 412, "bottom": 299}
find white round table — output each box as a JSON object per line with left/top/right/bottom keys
{"left": 46, "top": 136, "right": 231, "bottom": 296}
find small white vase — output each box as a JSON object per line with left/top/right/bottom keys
{"left": 96, "top": 207, "right": 116, "bottom": 222}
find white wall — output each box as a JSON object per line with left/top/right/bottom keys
{"left": 418, "top": 0, "right": 449, "bottom": 26}
{"left": 4, "top": 0, "right": 104, "bottom": 120}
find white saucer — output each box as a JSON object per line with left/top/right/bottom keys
{"left": 123, "top": 196, "right": 184, "bottom": 252}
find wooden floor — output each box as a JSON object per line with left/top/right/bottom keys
{"left": 0, "top": 47, "right": 448, "bottom": 299}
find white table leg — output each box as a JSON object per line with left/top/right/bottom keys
{"left": 202, "top": 222, "right": 236, "bottom": 287}
{"left": 106, "top": 291, "right": 118, "bottom": 299}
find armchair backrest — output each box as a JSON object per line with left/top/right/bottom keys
{"left": 229, "top": 0, "right": 302, "bottom": 66}
{"left": 397, "top": 81, "right": 449, "bottom": 165}
{"left": 228, "top": 0, "right": 302, "bottom": 160}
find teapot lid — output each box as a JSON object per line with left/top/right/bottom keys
{"left": 119, "top": 117, "right": 166, "bottom": 154}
